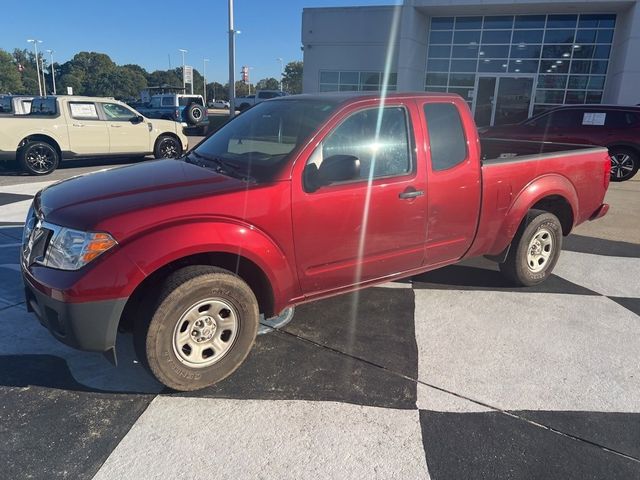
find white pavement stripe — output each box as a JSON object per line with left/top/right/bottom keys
{"left": 554, "top": 250, "right": 640, "bottom": 298}
{"left": 414, "top": 290, "right": 640, "bottom": 413}
{"left": 93, "top": 397, "right": 431, "bottom": 480}
{"left": 1, "top": 199, "right": 32, "bottom": 223}
{"left": 0, "top": 181, "right": 55, "bottom": 196}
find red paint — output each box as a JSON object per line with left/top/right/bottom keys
{"left": 23, "top": 93, "right": 610, "bottom": 316}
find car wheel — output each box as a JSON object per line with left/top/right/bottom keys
{"left": 609, "top": 147, "right": 639, "bottom": 182}
{"left": 499, "top": 209, "right": 562, "bottom": 287}
{"left": 18, "top": 141, "right": 60, "bottom": 175}
{"left": 154, "top": 135, "right": 182, "bottom": 159}
{"left": 135, "top": 266, "right": 259, "bottom": 391}
{"left": 186, "top": 104, "right": 205, "bottom": 125}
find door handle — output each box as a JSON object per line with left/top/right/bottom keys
{"left": 72, "top": 123, "right": 84, "bottom": 127}
{"left": 110, "top": 124, "right": 122, "bottom": 128}
{"left": 399, "top": 189, "right": 424, "bottom": 200}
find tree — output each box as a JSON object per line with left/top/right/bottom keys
{"left": 0, "top": 49, "right": 23, "bottom": 93}
{"left": 282, "top": 61, "right": 302, "bottom": 94}
{"left": 12, "top": 49, "right": 41, "bottom": 95}
{"left": 256, "top": 77, "right": 280, "bottom": 91}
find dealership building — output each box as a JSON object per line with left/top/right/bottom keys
{"left": 301, "top": 0, "right": 640, "bottom": 125}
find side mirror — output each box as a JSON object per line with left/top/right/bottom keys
{"left": 304, "top": 155, "right": 360, "bottom": 192}
{"left": 131, "top": 115, "right": 144, "bottom": 124}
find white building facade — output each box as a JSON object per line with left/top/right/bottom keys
{"left": 302, "top": 0, "right": 640, "bottom": 126}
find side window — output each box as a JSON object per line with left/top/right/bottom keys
{"left": 549, "top": 110, "right": 582, "bottom": 128}
{"left": 423, "top": 102, "right": 467, "bottom": 172}
{"left": 150, "top": 97, "right": 162, "bottom": 108}
{"left": 603, "top": 111, "right": 640, "bottom": 128}
{"left": 307, "top": 106, "right": 412, "bottom": 184}
{"left": 69, "top": 102, "right": 99, "bottom": 120}
{"left": 30, "top": 98, "right": 58, "bottom": 116}
{"left": 102, "top": 103, "right": 135, "bottom": 121}
{"left": 161, "top": 96, "right": 175, "bottom": 107}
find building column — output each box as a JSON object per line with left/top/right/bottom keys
{"left": 604, "top": 2, "right": 640, "bottom": 105}
{"left": 396, "top": 6, "right": 428, "bottom": 92}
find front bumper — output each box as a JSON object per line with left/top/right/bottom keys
{"left": 24, "top": 274, "right": 127, "bottom": 355}
{"left": 590, "top": 203, "right": 609, "bottom": 220}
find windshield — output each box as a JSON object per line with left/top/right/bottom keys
{"left": 190, "top": 99, "right": 337, "bottom": 182}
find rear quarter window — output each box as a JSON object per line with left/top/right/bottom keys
{"left": 423, "top": 102, "right": 467, "bottom": 171}
{"left": 161, "top": 96, "right": 175, "bottom": 107}
{"left": 0, "top": 97, "right": 12, "bottom": 113}
{"left": 30, "top": 98, "right": 57, "bottom": 115}
{"left": 603, "top": 111, "right": 640, "bottom": 128}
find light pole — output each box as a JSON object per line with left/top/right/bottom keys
{"left": 41, "top": 58, "right": 47, "bottom": 96}
{"left": 46, "top": 49, "right": 56, "bottom": 94}
{"left": 27, "top": 39, "right": 43, "bottom": 96}
{"left": 203, "top": 58, "right": 209, "bottom": 105}
{"left": 179, "top": 48, "right": 188, "bottom": 92}
{"left": 276, "top": 57, "right": 284, "bottom": 91}
{"left": 228, "top": 0, "right": 241, "bottom": 118}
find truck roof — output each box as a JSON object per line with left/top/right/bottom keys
{"left": 32, "top": 95, "right": 121, "bottom": 103}
{"left": 276, "top": 91, "right": 460, "bottom": 106}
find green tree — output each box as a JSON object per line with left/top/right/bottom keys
{"left": 256, "top": 77, "right": 280, "bottom": 91}
{"left": 0, "top": 49, "right": 23, "bottom": 93}
{"left": 282, "top": 61, "right": 302, "bottom": 94}
{"left": 12, "top": 49, "right": 41, "bottom": 94}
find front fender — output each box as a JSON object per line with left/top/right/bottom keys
{"left": 489, "top": 174, "right": 578, "bottom": 254}
{"left": 120, "top": 219, "right": 298, "bottom": 310}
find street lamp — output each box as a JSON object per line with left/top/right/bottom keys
{"left": 46, "top": 49, "right": 56, "bottom": 95}
{"left": 27, "top": 39, "right": 43, "bottom": 96}
{"left": 228, "top": 0, "right": 242, "bottom": 118}
{"left": 203, "top": 58, "right": 210, "bottom": 105}
{"left": 276, "top": 57, "right": 284, "bottom": 92}
{"left": 41, "top": 58, "right": 47, "bottom": 96}
{"left": 179, "top": 48, "right": 188, "bottom": 92}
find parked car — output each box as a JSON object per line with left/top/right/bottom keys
{"left": 481, "top": 105, "right": 640, "bottom": 182}
{"left": 0, "top": 95, "right": 188, "bottom": 175}
{"left": 136, "top": 93, "right": 209, "bottom": 135}
{"left": 22, "top": 92, "right": 610, "bottom": 391}
{"left": 209, "top": 99, "right": 230, "bottom": 109}
{"left": 0, "top": 95, "right": 34, "bottom": 115}
{"left": 237, "top": 90, "right": 288, "bottom": 111}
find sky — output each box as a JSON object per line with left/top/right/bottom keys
{"left": 3, "top": 0, "right": 398, "bottom": 84}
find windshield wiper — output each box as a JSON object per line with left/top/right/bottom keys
{"left": 186, "top": 151, "right": 255, "bottom": 182}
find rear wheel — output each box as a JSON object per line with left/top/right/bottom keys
{"left": 135, "top": 266, "right": 260, "bottom": 391}
{"left": 499, "top": 209, "right": 563, "bottom": 287}
{"left": 154, "top": 135, "right": 182, "bottom": 159}
{"left": 609, "top": 147, "right": 639, "bottom": 182}
{"left": 18, "top": 141, "right": 60, "bottom": 175}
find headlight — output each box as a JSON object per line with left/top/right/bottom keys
{"left": 43, "top": 227, "right": 117, "bottom": 271}
{"left": 23, "top": 205, "right": 36, "bottom": 245}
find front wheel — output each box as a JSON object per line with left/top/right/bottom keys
{"left": 154, "top": 135, "right": 182, "bottom": 159}
{"left": 18, "top": 141, "right": 60, "bottom": 175}
{"left": 499, "top": 209, "right": 563, "bottom": 287}
{"left": 135, "top": 266, "right": 259, "bottom": 391}
{"left": 609, "top": 147, "right": 639, "bottom": 182}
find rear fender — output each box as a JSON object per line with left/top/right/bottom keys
{"left": 489, "top": 174, "right": 578, "bottom": 255}
{"left": 121, "top": 220, "right": 297, "bottom": 311}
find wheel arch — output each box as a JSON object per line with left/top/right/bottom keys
{"left": 153, "top": 132, "right": 182, "bottom": 154}
{"left": 17, "top": 134, "right": 62, "bottom": 158}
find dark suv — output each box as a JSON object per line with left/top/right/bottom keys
{"left": 481, "top": 105, "right": 640, "bottom": 181}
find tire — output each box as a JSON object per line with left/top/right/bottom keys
{"left": 186, "top": 103, "right": 205, "bottom": 125}
{"left": 499, "top": 209, "right": 563, "bottom": 287}
{"left": 609, "top": 147, "right": 639, "bottom": 182}
{"left": 154, "top": 135, "right": 182, "bottom": 159}
{"left": 135, "top": 266, "right": 260, "bottom": 391}
{"left": 18, "top": 141, "right": 59, "bottom": 175}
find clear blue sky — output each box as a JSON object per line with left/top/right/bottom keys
{"left": 3, "top": 0, "right": 397, "bottom": 83}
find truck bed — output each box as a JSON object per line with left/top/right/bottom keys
{"left": 480, "top": 137, "right": 602, "bottom": 164}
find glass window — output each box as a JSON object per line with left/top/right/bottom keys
{"left": 179, "top": 97, "right": 203, "bottom": 106}
{"left": 339, "top": 72, "right": 359, "bottom": 85}
{"left": 570, "top": 61, "right": 591, "bottom": 74}
{"left": 481, "top": 30, "right": 511, "bottom": 44}
{"left": 452, "top": 45, "right": 479, "bottom": 58}
{"left": 483, "top": 16, "right": 513, "bottom": 29}
{"left": 579, "top": 14, "right": 615, "bottom": 29}
{"left": 478, "top": 59, "right": 508, "bottom": 73}
{"left": 425, "top": 86, "right": 448, "bottom": 93}
{"left": 161, "top": 96, "right": 174, "bottom": 107}
{"left": 450, "top": 60, "right": 477, "bottom": 72}
{"left": 317, "top": 107, "right": 411, "bottom": 181}
{"left": 30, "top": 98, "right": 57, "bottom": 115}
{"left": 319, "top": 84, "right": 338, "bottom": 92}
{"left": 542, "top": 45, "right": 572, "bottom": 58}
{"left": 509, "top": 60, "right": 539, "bottom": 73}
{"left": 428, "top": 45, "right": 451, "bottom": 58}
{"left": 103, "top": 103, "right": 136, "bottom": 120}
{"left": 0, "top": 96, "right": 12, "bottom": 113}
{"left": 548, "top": 109, "right": 583, "bottom": 127}
{"left": 535, "top": 90, "right": 565, "bottom": 104}
{"left": 431, "top": 17, "right": 454, "bottom": 30}
{"left": 547, "top": 15, "right": 577, "bottom": 29}
{"left": 515, "top": 15, "right": 545, "bottom": 29}
{"left": 512, "top": 30, "right": 544, "bottom": 44}
{"left": 565, "top": 91, "right": 586, "bottom": 104}
{"left": 69, "top": 102, "right": 99, "bottom": 120}
{"left": 544, "top": 30, "right": 575, "bottom": 44}
{"left": 427, "top": 59, "right": 450, "bottom": 71}
{"left": 568, "top": 75, "right": 588, "bottom": 89}
{"left": 339, "top": 84, "right": 358, "bottom": 92}
{"left": 575, "top": 29, "right": 597, "bottom": 43}
{"left": 320, "top": 71, "right": 339, "bottom": 83}
{"left": 585, "top": 91, "right": 603, "bottom": 104}
{"left": 596, "top": 29, "right": 614, "bottom": 43}
{"left": 455, "top": 17, "right": 482, "bottom": 29}
{"left": 593, "top": 45, "right": 611, "bottom": 59}
{"left": 426, "top": 72, "right": 448, "bottom": 86}
{"left": 423, "top": 102, "right": 467, "bottom": 172}
{"left": 360, "top": 72, "right": 381, "bottom": 87}
{"left": 479, "top": 45, "right": 510, "bottom": 58}
{"left": 538, "top": 75, "right": 568, "bottom": 89}
{"left": 590, "top": 61, "right": 608, "bottom": 75}
{"left": 454, "top": 30, "right": 481, "bottom": 44}
{"left": 447, "top": 87, "right": 473, "bottom": 100}
{"left": 533, "top": 105, "right": 555, "bottom": 116}
{"left": 510, "top": 44, "right": 541, "bottom": 58}
{"left": 602, "top": 111, "right": 640, "bottom": 128}
{"left": 572, "top": 45, "right": 595, "bottom": 59}
{"left": 588, "top": 75, "right": 605, "bottom": 90}
{"left": 541, "top": 60, "right": 569, "bottom": 73}
{"left": 449, "top": 73, "right": 476, "bottom": 87}
{"left": 430, "top": 30, "right": 453, "bottom": 44}
{"left": 150, "top": 97, "right": 162, "bottom": 108}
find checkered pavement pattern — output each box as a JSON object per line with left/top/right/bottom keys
{"left": 1, "top": 182, "right": 639, "bottom": 479}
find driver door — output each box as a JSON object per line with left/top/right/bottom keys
{"left": 291, "top": 102, "right": 427, "bottom": 295}
{"left": 100, "top": 102, "right": 150, "bottom": 154}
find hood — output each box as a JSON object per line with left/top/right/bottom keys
{"left": 38, "top": 159, "right": 247, "bottom": 231}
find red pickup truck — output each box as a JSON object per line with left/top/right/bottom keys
{"left": 22, "top": 92, "right": 611, "bottom": 391}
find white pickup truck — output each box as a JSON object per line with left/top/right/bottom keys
{"left": 0, "top": 95, "right": 189, "bottom": 175}
{"left": 236, "top": 90, "right": 288, "bottom": 111}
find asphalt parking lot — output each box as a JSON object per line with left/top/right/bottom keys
{"left": 0, "top": 154, "right": 639, "bottom": 479}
